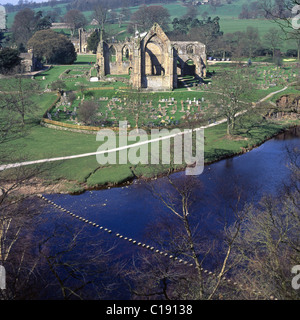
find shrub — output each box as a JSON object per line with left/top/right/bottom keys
{"left": 77, "top": 100, "right": 98, "bottom": 125}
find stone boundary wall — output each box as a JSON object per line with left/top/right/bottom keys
{"left": 40, "top": 118, "right": 121, "bottom": 134}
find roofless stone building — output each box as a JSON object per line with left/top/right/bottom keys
{"left": 96, "top": 23, "right": 207, "bottom": 91}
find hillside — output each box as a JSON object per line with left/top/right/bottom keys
{"left": 3, "top": 0, "right": 297, "bottom": 52}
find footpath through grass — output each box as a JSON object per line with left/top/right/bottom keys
{"left": 1, "top": 114, "right": 295, "bottom": 194}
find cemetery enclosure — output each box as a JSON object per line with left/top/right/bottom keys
{"left": 44, "top": 62, "right": 299, "bottom": 131}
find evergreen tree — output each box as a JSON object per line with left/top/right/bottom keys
{"left": 87, "top": 30, "right": 100, "bottom": 54}
{"left": 0, "top": 48, "right": 21, "bottom": 74}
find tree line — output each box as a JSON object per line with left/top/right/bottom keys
{"left": 1, "top": 0, "right": 300, "bottom": 75}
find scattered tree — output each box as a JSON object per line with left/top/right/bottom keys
{"left": 211, "top": 66, "right": 254, "bottom": 136}
{"left": 230, "top": 146, "right": 300, "bottom": 299}
{"left": 11, "top": 8, "right": 51, "bottom": 46}
{"left": 125, "top": 174, "right": 245, "bottom": 300}
{"left": 63, "top": 9, "right": 87, "bottom": 36}
{"left": 264, "top": 28, "right": 281, "bottom": 57}
{"left": 0, "top": 76, "right": 39, "bottom": 126}
{"left": 127, "top": 5, "right": 170, "bottom": 34}
{"left": 50, "top": 79, "right": 66, "bottom": 93}
{"left": 87, "top": 29, "right": 100, "bottom": 54}
{"left": 261, "top": 0, "right": 300, "bottom": 59}
{"left": 241, "top": 27, "right": 261, "bottom": 58}
{"left": 92, "top": 3, "right": 109, "bottom": 35}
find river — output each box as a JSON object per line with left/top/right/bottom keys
{"left": 17, "top": 126, "right": 300, "bottom": 299}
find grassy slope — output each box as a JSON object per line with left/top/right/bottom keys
{"left": 5, "top": 0, "right": 296, "bottom": 51}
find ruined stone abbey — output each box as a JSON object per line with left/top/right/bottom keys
{"left": 96, "top": 23, "right": 207, "bottom": 91}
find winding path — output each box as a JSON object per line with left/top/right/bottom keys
{"left": 0, "top": 85, "right": 290, "bottom": 171}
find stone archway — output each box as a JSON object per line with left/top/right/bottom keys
{"left": 140, "top": 24, "right": 173, "bottom": 90}
{"left": 186, "top": 44, "right": 195, "bottom": 55}
{"left": 145, "top": 41, "right": 165, "bottom": 76}
{"left": 177, "top": 58, "right": 184, "bottom": 76}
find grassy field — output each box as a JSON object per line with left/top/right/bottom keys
{"left": 5, "top": 0, "right": 296, "bottom": 51}
{"left": 2, "top": 109, "right": 294, "bottom": 194}
{"left": 42, "top": 61, "right": 297, "bottom": 129}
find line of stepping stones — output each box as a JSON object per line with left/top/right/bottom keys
{"left": 37, "top": 194, "right": 277, "bottom": 300}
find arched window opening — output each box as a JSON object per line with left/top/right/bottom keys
{"left": 109, "top": 46, "right": 116, "bottom": 62}
{"left": 183, "top": 59, "right": 195, "bottom": 76}
{"left": 187, "top": 45, "right": 194, "bottom": 55}
{"left": 122, "top": 46, "right": 130, "bottom": 61}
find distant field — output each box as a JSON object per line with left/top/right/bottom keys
{"left": 220, "top": 18, "right": 296, "bottom": 51}
{"left": 5, "top": 3, "right": 68, "bottom": 28}
{"left": 4, "top": 0, "right": 298, "bottom": 52}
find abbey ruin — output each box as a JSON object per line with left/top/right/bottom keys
{"left": 96, "top": 23, "right": 207, "bottom": 91}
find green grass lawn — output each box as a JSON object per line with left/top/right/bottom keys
{"left": 0, "top": 119, "right": 286, "bottom": 190}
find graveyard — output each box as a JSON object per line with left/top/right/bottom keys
{"left": 47, "top": 91, "right": 214, "bottom": 130}
{"left": 42, "top": 58, "right": 299, "bottom": 132}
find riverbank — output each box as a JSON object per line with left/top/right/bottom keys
{"left": 4, "top": 119, "right": 299, "bottom": 197}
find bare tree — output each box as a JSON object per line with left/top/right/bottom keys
{"left": 262, "top": 0, "right": 300, "bottom": 59}
{"left": 0, "top": 76, "right": 40, "bottom": 127}
{"left": 93, "top": 3, "right": 109, "bottom": 39}
{"left": 37, "top": 220, "right": 123, "bottom": 300}
{"left": 77, "top": 100, "right": 99, "bottom": 125}
{"left": 63, "top": 9, "right": 87, "bottom": 36}
{"left": 210, "top": 65, "right": 255, "bottom": 136}
{"left": 264, "top": 28, "right": 281, "bottom": 57}
{"left": 125, "top": 174, "right": 245, "bottom": 300}
{"left": 220, "top": 143, "right": 300, "bottom": 300}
